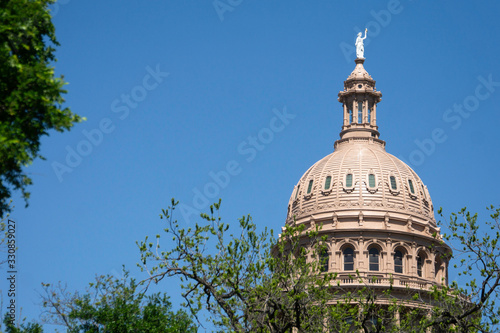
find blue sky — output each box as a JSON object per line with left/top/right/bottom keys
{"left": 2, "top": 0, "right": 500, "bottom": 331}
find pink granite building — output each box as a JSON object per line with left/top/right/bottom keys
{"left": 283, "top": 57, "right": 451, "bottom": 312}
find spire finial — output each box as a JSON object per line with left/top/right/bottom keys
{"left": 355, "top": 28, "right": 368, "bottom": 59}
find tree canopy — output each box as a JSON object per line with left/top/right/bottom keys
{"left": 36, "top": 270, "right": 197, "bottom": 333}
{"left": 0, "top": 0, "right": 82, "bottom": 217}
{"left": 137, "top": 200, "right": 500, "bottom": 332}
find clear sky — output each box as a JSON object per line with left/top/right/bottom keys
{"left": 2, "top": 0, "right": 500, "bottom": 331}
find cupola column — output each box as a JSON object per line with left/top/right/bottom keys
{"left": 371, "top": 103, "right": 377, "bottom": 126}
{"left": 343, "top": 104, "right": 348, "bottom": 126}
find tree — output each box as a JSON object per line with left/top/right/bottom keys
{"left": 2, "top": 316, "right": 43, "bottom": 333}
{"left": 429, "top": 205, "right": 500, "bottom": 332}
{"left": 138, "top": 200, "right": 500, "bottom": 332}
{"left": 37, "top": 270, "right": 197, "bottom": 332}
{"left": 0, "top": 0, "right": 83, "bottom": 217}
{"left": 138, "top": 199, "right": 340, "bottom": 332}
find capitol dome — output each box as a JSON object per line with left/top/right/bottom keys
{"left": 283, "top": 58, "right": 450, "bottom": 292}
{"left": 287, "top": 138, "right": 435, "bottom": 226}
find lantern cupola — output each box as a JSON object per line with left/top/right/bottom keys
{"left": 337, "top": 58, "right": 382, "bottom": 141}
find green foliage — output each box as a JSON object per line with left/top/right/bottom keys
{"left": 436, "top": 205, "right": 500, "bottom": 331}
{"left": 138, "top": 199, "right": 342, "bottom": 332}
{"left": 0, "top": 203, "right": 11, "bottom": 265}
{"left": 139, "top": 200, "right": 500, "bottom": 333}
{"left": 39, "top": 269, "right": 196, "bottom": 333}
{"left": 2, "top": 316, "right": 43, "bottom": 333}
{"left": 0, "top": 0, "right": 83, "bottom": 217}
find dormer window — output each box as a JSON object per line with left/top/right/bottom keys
{"left": 368, "top": 174, "right": 375, "bottom": 188}
{"left": 346, "top": 174, "right": 353, "bottom": 188}
{"left": 343, "top": 171, "right": 355, "bottom": 193}
{"left": 366, "top": 171, "right": 378, "bottom": 194}
{"left": 307, "top": 180, "right": 314, "bottom": 194}
{"left": 324, "top": 176, "right": 332, "bottom": 190}
{"left": 388, "top": 174, "right": 400, "bottom": 195}
{"left": 390, "top": 176, "right": 397, "bottom": 190}
{"left": 294, "top": 185, "right": 300, "bottom": 200}
{"left": 408, "top": 179, "right": 415, "bottom": 194}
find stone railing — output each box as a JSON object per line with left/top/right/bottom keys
{"left": 334, "top": 272, "right": 435, "bottom": 290}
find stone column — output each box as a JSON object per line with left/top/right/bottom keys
{"left": 411, "top": 242, "right": 417, "bottom": 277}
{"left": 353, "top": 100, "right": 359, "bottom": 124}
{"left": 343, "top": 103, "right": 348, "bottom": 126}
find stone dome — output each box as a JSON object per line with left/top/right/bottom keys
{"left": 281, "top": 58, "right": 450, "bottom": 291}
{"left": 286, "top": 58, "right": 436, "bottom": 234}
{"left": 286, "top": 137, "right": 435, "bottom": 228}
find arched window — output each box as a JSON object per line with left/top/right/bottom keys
{"left": 367, "top": 103, "right": 372, "bottom": 124}
{"left": 358, "top": 101, "right": 363, "bottom": 123}
{"left": 408, "top": 179, "right": 415, "bottom": 194}
{"left": 390, "top": 176, "right": 397, "bottom": 190}
{"left": 346, "top": 174, "right": 353, "bottom": 188}
{"left": 307, "top": 180, "right": 313, "bottom": 194}
{"left": 394, "top": 250, "right": 403, "bottom": 273}
{"left": 348, "top": 104, "right": 353, "bottom": 124}
{"left": 320, "top": 249, "right": 329, "bottom": 272}
{"left": 368, "top": 174, "right": 376, "bottom": 188}
{"left": 417, "top": 254, "right": 423, "bottom": 277}
{"left": 343, "top": 247, "right": 354, "bottom": 271}
{"left": 369, "top": 248, "right": 380, "bottom": 271}
{"left": 294, "top": 185, "right": 300, "bottom": 200}
{"left": 324, "top": 176, "right": 332, "bottom": 190}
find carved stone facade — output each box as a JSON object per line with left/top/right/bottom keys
{"left": 283, "top": 58, "right": 451, "bottom": 297}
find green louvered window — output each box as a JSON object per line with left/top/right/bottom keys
{"left": 324, "top": 176, "right": 332, "bottom": 190}
{"left": 408, "top": 179, "right": 415, "bottom": 194}
{"left": 307, "top": 180, "right": 313, "bottom": 194}
{"left": 346, "top": 174, "right": 353, "bottom": 187}
{"left": 368, "top": 174, "right": 375, "bottom": 188}
{"left": 390, "top": 176, "right": 397, "bottom": 190}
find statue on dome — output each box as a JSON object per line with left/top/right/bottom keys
{"left": 355, "top": 29, "right": 368, "bottom": 59}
